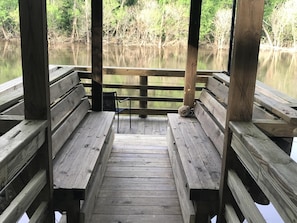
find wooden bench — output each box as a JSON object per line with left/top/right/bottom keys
{"left": 1, "top": 67, "right": 115, "bottom": 223}
{"left": 167, "top": 72, "right": 297, "bottom": 223}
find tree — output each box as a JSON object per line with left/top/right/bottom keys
{"left": 270, "top": 0, "right": 297, "bottom": 48}
{"left": 0, "top": 0, "right": 18, "bottom": 40}
{"left": 213, "top": 8, "right": 232, "bottom": 49}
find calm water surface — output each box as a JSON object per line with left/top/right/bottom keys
{"left": 1, "top": 41, "right": 297, "bottom": 100}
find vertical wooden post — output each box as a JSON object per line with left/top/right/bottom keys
{"left": 91, "top": 0, "right": 103, "bottom": 111}
{"left": 139, "top": 76, "right": 148, "bottom": 118}
{"left": 183, "top": 0, "right": 202, "bottom": 107}
{"left": 217, "top": 0, "right": 265, "bottom": 222}
{"left": 19, "top": 0, "right": 54, "bottom": 221}
{"left": 227, "top": 0, "right": 237, "bottom": 74}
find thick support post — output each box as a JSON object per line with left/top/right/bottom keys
{"left": 67, "top": 200, "right": 80, "bottom": 223}
{"left": 91, "top": 0, "right": 103, "bottom": 111}
{"left": 139, "top": 76, "right": 148, "bottom": 118}
{"left": 217, "top": 0, "right": 265, "bottom": 222}
{"left": 183, "top": 0, "right": 202, "bottom": 107}
{"left": 19, "top": 0, "right": 54, "bottom": 221}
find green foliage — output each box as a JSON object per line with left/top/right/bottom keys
{"left": 0, "top": 0, "right": 296, "bottom": 48}
{"left": 199, "top": 0, "right": 232, "bottom": 42}
{"left": 0, "top": 0, "right": 18, "bottom": 38}
{"left": 264, "top": 0, "right": 286, "bottom": 21}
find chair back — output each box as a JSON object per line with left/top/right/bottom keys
{"left": 103, "top": 92, "right": 116, "bottom": 111}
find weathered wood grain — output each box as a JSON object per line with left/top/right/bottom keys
{"left": 199, "top": 89, "right": 226, "bottom": 128}
{"left": 51, "top": 85, "right": 86, "bottom": 131}
{"left": 91, "top": 134, "right": 182, "bottom": 223}
{"left": 167, "top": 130, "right": 196, "bottom": 223}
{"left": 1, "top": 69, "right": 80, "bottom": 116}
{"left": 53, "top": 112, "right": 114, "bottom": 193}
{"left": 167, "top": 113, "right": 221, "bottom": 197}
{"left": 213, "top": 72, "right": 297, "bottom": 126}
{"left": 50, "top": 71, "right": 80, "bottom": 104}
{"left": 104, "top": 166, "right": 173, "bottom": 178}
{"left": 230, "top": 121, "right": 297, "bottom": 223}
{"left": 0, "top": 88, "right": 23, "bottom": 113}
{"left": 98, "top": 189, "right": 178, "bottom": 199}
{"left": 51, "top": 99, "right": 90, "bottom": 158}
{"left": 225, "top": 204, "right": 241, "bottom": 223}
{"left": 93, "top": 205, "right": 181, "bottom": 215}
{"left": 253, "top": 119, "right": 297, "bottom": 137}
{"left": 81, "top": 128, "right": 114, "bottom": 223}
{"left": 256, "top": 80, "right": 297, "bottom": 104}
{"left": 49, "top": 67, "right": 75, "bottom": 84}
{"left": 254, "top": 92, "right": 297, "bottom": 125}
{"left": 206, "top": 76, "right": 229, "bottom": 105}
{"left": 102, "top": 176, "right": 175, "bottom": 186}
{"left": 0, "top": 170, "right": 46, "bottom": 223}
{"left": 109, "top": 152, "right": 169, "bottom": 159}
{"left": 0, "top": 77, "right": 23, "bottom": 96}
{"left": 194, "top": 102, "right": 224, "bottom": 157}
{"left": 0, "top": 120, "right": 46, "bottom": 188}
{"left": 91, "top": 214, "right": 183, "bottom": 223}
{"left": 227, "top": 170, "right": 265, "bottom": 223}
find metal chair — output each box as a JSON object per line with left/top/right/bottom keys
{"left": 103, "top": 91, "right": 131, "bottom": 133}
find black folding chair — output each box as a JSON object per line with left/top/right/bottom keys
{"left": 103, "top": 91, "right": 131, "bottom": 133}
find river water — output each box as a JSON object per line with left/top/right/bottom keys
{"left": 1, "top": 41, "right": 297, "bottom": 100}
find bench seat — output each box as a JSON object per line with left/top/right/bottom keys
{"left": 167, "top": 72, "right": 297, "bottom": 223}
{"left": 167, "top": 113, "right": 221, "bottom": 223}
{"left": 53, "top": 110, "right": 114, "bottom": 223}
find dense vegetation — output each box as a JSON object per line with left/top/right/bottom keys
{"left": 0, "top": 0, "right": 296, "bottom": 49}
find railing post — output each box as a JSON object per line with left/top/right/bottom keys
{"left": 91, "top": 0, "right": 103, "bottom": 111}
{"left": 19, "top": 0, "right": 54, "bottom": 221}
{"left": 183, "top": 0, "right": 202, "bottom": 107}
{"left": 217, "top": 0, "right": 265, "bottom": 221}
{"left": 139, "top": 76, "right": 148, "bottom": 118}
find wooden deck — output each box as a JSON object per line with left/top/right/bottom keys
{"left": 90, "top": 131, "right": 183, "bottom": 223}
{"left": 114, "top": 115, "right": 168, "bottom": 135}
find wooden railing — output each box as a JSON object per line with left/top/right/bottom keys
{"left": 0, "top": 66, "right": 69, "bottom": 223}
{"left": 221, "top": 121, "right": 297, "bottom": 222}
{"left": 0, "top": 120, "right": 50, "bottom": 222}
{"left": 76, "top": 66, "right": 221, "bottom": 115}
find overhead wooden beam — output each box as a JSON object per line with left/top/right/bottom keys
{"left": 217, "top": 0, "right": 265, "bottom": 221}
{"left": 183, "top": 0, "right": 202, "bottom": 107}
{"left": 19, "top": 0, "right": 54, "bottom": 221}
{"left": 91, "top": 0, "right": 103, "bottom": 111}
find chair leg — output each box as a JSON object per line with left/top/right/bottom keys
{"left": 129, "top": 100, "right": 132, "bottom": 129}
{"left": 117, "top": 112, "right": 120, "bottom": 133}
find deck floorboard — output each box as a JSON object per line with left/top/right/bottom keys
{"left": 115, "top": 115, "right": 168, "bottom": 135}
{"left": 90, "top": 132, "right": 183, "bottom": 223}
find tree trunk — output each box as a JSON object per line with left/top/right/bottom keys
{"left": 262, "top": 22, "right": 273, "bottom": 47}
{"left": 71, "top": 0, "right": 79, "bottom": 42}
{"left": 85, "top": 0, "right": 90, "bottom": 43}
{"left": 1, "top": 26, "right": 9, "bottom": 40}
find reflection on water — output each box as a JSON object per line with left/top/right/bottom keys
{"left": 1, "top": 41, "right": 297, "bottom": 100}
{"left": 257, "top": 50, "right": 297, "bottom": 99}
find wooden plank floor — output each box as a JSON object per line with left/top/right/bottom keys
{"left": 90, "top": 133, "right": 183, "bottom": 223}
{"left": 114, "top": 115, "right": 168, "bottom": 135}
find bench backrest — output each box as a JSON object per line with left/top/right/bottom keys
{"left": 194, "top": 73, "right": 297, "bottom": 157}
{"left": 1, "top": 67, "right": 90, "bottom": 158}
{"left": 195, "top": 73, "right": 297, "bottom": 222}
